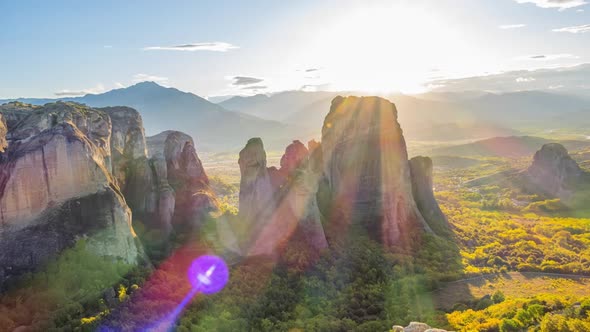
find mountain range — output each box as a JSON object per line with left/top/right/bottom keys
{"left": 3, "top": 82, "right": 590, "bottom": 151}
{"left": 0, "top": 82, "right": 309, "bottom": 151}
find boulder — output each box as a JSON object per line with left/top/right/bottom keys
{"left": 410, "top": 156, "right": 450, "bottom": 236}
{"left": 404, "top": 322, "right": 432, "bottom": 332}
{"left": 320, "top": 96, "right": 432, "bottom": 249}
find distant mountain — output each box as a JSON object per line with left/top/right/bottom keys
{"left": 0, "top": 82, "right": 307, "bottom": 151}
{"left": 429, "top": 136, "right": 590, "bottom": 158}
{"left": 463, "top": 91, "right": 590, "bottom": 126}
{"left": 415, "top": 91, "right": 491, "bottom": 102}
{"left": 5, "top": 85, "right": 590, "bottom": 149}
{"left": 219, "top": 90, "right": 339, "bottom": 122}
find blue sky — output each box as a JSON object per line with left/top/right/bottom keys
{"left": 1, "top": 0, "right": 589, "bottom": 98}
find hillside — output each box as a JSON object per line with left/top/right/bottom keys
{"left": 429, "top": 136, "right": 590, "bottom": 158}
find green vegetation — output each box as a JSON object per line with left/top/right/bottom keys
{"left": 0, "top": 239, "right": 138, "bottom": 331}
{"left": 3, "top": 151, "right": 590, "bottom": 331}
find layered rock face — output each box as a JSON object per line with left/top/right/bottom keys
{"left": 526, "top": 143, "right": 583, "bottom": 199}
{"left": 0, "top": 114, "right": 7, "bottom": 153}
{"left": 0, "top": 102, "right": 143, "bottom": 289}
{"left": 146, "top": 131, "right": 217, "bottom": 232}
{"left": 409, "top": 156, "right": 449, "bottom": 236}
{"left": 237, "top": 138, "right": 276, "bottom": 254}
{"left": 320, "top": 96, "right": 432, "bottom": 249}
{"left": 101, "top": 107, "right": 157, "bottom": 220}
{"left": 241, "top": 139, "right": 328, "bottom": 256}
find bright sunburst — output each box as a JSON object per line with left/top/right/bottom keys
{"left": 307, "top": 3, "right": 477, "bottom": 94}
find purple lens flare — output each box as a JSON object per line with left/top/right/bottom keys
{"left": 187, "top": 255, "right": 229, "bottom": 294}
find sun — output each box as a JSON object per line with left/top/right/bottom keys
{"left": 307, "top": 3, "right": 467, "bottom": 94}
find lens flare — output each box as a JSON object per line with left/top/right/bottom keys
{"left": 145, "top": 255, "right": 229, "bottom": 331}
{"left": 188, "top": 255, "right": 229, "bottom": 294}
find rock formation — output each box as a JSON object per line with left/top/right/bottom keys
{"left": 0, "top": 102, "right": 143, "bottom": 289}
{"left": 235, "top": 96, "right": 449, "bottom": 254}
{"left": 392, "top": 322, "right": 448, "bottom": 332}
{"left": 410, "top": 156, "right": 450, "bottom": 236}
{"left": 244, "top": 140, "right": 328, "bottom": 256}
{"left": 0, "top": 114, "right": 7, "bottom": 153}
{"left": 525, "top": 143, "right": 583, "bottom": 199}
{"left": 237, "top": 138, "right": 276, "bottom": 254}
{"left": 320, "top": 96, "right": 432, "bottom": 249}
{"left": 146, "top": 131, "right": 217, "bottom": 233}
{"left": 101, "top": 107, "right": 157, "bottom": 222}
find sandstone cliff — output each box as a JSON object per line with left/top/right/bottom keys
{"left": 320, "top": 96, "right": 432, "bottom": 249}
{"left": 0, "top": 102, "right": 143, "bottom": 289}
{"left": 101, "top": 107, "right": 157, "bottom": 223}
{"left": 410, "top": 156, "right": 450, "bottom": 236}
{"left": 525, "top": 143, "right": 584, "bottom": 199}
{"left": 241, "top": 139, "right": 328, "bottom": 256}
{"left": 146, "top": 130, "right": 217, "bottom": 233}
{"left": 237, "top": 138, "right": 276, "bottom": 254}
{"left": 236, "top": 96, "right": 447, "bottom": 254}
{"left": 0, "top": 114, "right": 7, "bottom": 153}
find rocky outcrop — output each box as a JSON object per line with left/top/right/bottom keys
{"left": 243, "top": 140, "right": 328, "bottom": 256}
{"left": 0, "top": 114, "right": 7, "bottom": 153}
{"left": 101, "top": 107, "right": 157, "bottom": 222}
{"left": 0, "top": 102, "right": 41, "bottom": 133}
{"left": 525, "top": 143, "right": 583, "bottom": 199}
{"left": 410, "top": 156, "right": 449, "bottom": 236}
{"left": 146, "top": 131, "right": 217, "bottom": 232}
{"left": 320, "top": 96, "right": 432, "bottom": 249}
{"left": 237, "top": 138, "right": 276, "bottom": 254}
{"left": 101, "top": 106, "right": 148, "bottom": 185}
{"left": 392, "top": 322, "right": 449, "bottom": 332}
{"left": 0, "top": 102, "right": 143, "bottom": 289}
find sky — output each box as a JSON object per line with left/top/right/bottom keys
{"left": 1, "top": 0, "right": 589, "bottom": 98}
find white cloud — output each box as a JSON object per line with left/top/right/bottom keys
{"left": 516, "top": 77, "right": 536, "bottom": 82}
{"left": 515, "top": 0, "right": 588, "bottom": 10}
{"left": 515, "top": 53, "right": 579, "bottom": 61}
{"left": 553, "top": 24, "right": 590, "bottom": 33}
{"left": 579, "top": 8, "right": 586, "bottom": 11}
{"left": 227, "top": 76, "right": 265, "bottom": 86}
{"left": 132, "top": 74, "right": 169, "bottom": 84}
{"left": 54, "top": 84, "right": 106, "bottom": 97}
{"left": 548, "top": 84, "right": 565, "bottom": 89}
{"left": 499, "top": 24, "right": 527, "bottom": 29}
{"left": 143, "top": 42, "right": 238, "bottom": 52}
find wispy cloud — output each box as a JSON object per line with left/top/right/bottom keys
{"left": 499, "top": 24, "right": 526, "bottom": 29}
{"left": 516, "top": 77, "right": 536, "bottom": 82}
{"left": 143, "top": 42, "right": 238, "bottom": 52}
{"left": 241, "top": 85, "right": 268, "bottom": 90}
{"left": 230, "top": 76, "right": 264, "bottom": 86}
{"left": 300, "top": 83, "right": 331, "bottom": 91}
{"left": 54, "top": 84, "right": 106, "bottom": 97}
{"left": 515, "top": 0, "right": 588, "bottom": 10}
{"left": 515, "top": 54, "right": 579, "bottom": 61}
{"left": 553, "top": 24, "right": 590, "bottom": 33}
{"left": 132, "top": 73, "right": 169, "bottom": 84}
